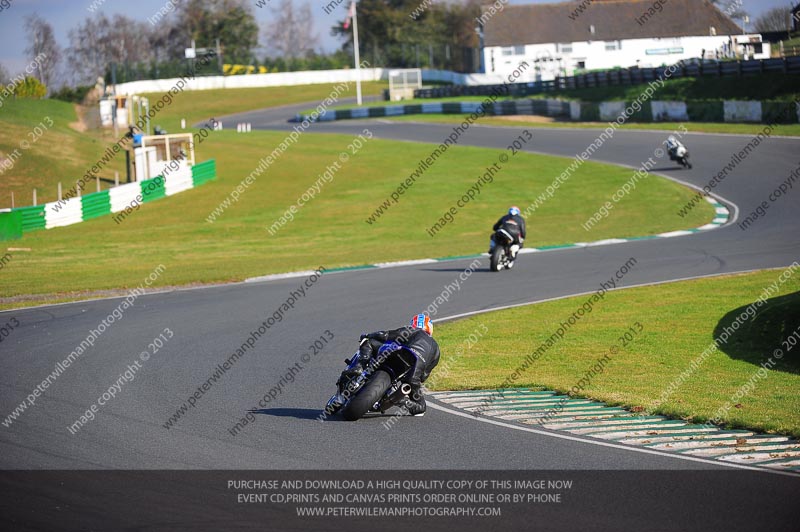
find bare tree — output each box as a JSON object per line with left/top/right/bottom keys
{"left": 24, "top": 14, "right": 61, "bottom": 90}
{"left": 264, "top": 0, "right": 319, "bottom": 59}
{"left": 0, "top": 63, "right": 9, "bottom": 85}
{"left": 754, "top": 6, "right": 792, "bottom": 32}
{"left": 67, "top": 14, "right": 154, "bottom": 85}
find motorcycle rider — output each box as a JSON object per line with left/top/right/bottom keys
{"left": 489, "top": 206, "right": 526, "bottom": 261}
{"left": 344, "top": 314, "right": 440, "bottom": 416}
{"left": 665, "top": 135, "right": 691, "bottom": 168}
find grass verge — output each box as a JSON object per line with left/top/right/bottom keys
{"left": 432, "top": 269, "right": 800, "bottom": 438}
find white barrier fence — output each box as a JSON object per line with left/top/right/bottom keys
{"left": 112, "top": 68, "right": 513, "bottom": 95}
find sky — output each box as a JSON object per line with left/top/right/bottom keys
{"left": 0, "top": 0, "right": 793, "bottom": 76}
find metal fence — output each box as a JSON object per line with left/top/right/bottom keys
{"left": 415, "top": 56, "right": 800, "bottom": 99}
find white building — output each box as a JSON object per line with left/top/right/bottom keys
{"left": 481, "top": 0, "right": 770, "bottom": 82}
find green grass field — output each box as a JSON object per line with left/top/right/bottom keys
{"left": 432, "top": 269, "right": 800, "bottom": 437}
{"left": 0, "top": 97, "right": 712, "bottom": 304}
{"left": 0, "top": 99, "right": 129, "bottom": 208}
{"left": 0, "top": 82, "right": 388, "bottom": 208}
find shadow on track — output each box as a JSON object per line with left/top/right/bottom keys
{"left": 250, "top": 407, "right": 404, "bottom": 422}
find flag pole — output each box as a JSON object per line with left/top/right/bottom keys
{"left": 352, "top": 2, "right": 362, "bottom": 105}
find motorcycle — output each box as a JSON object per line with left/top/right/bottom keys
{"left": 666, "top": 143, "right": 692, "bottom": 169}
{"left": 324, "top": 343, "right": 418, "bottom": 421}
{"left": 489, "top": 228, "right": 520, "bottom": 272}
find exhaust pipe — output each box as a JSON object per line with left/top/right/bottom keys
{"left": 381, "top": 383, "right": 412, "bottom": 412}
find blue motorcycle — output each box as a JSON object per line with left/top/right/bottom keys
{"left": 325, "top": 342, "right": 418, "bottom": 421}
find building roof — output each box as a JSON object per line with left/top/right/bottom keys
{"left": 483, "top": 0, "right": 743, "bottom": 47}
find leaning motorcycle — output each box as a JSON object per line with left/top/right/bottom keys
{"left": 489, "top": 228, "right": 519, "bottom": 272}
{"left": 667, "top": 144, "right": 692, "bottom": 169}
{"left": 324, "top": 343, "right": 418, "bottom": 421}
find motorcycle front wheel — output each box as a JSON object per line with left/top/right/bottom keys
{"left": 341, "top": 370, "right": 392, "bottom": 421}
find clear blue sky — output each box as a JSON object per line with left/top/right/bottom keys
{"left": 0, "top": 0, "right": 791, "bottom": 76}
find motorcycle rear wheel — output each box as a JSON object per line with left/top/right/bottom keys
{"left": 490, "top": 247, "right": 503, "bottom": 272}
{"left": 341, "top": 370, "right": 392, "bottom": 421}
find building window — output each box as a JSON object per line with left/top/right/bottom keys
{"left": 576, "top": 60, "right": 586, "bottom": 69}
{"left": 502, "top": 46, "right": 525, "bottom": 56}
{"left": 558, "top": 43, "right": 572, "bottom": 53}
{"left": 604, "top": 40, "right": 620, "bottom": 51}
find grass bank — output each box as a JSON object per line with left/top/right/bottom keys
{"left": 433, "top": 269, "right": 800, "bottom": 437}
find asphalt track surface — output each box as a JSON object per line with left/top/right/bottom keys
{"left": 2, "top": 98, "right": 799, "bottom": 530}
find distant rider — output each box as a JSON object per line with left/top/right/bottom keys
{"left": 490, "top": 206, "right": 526, "bottom": 258}
{"left": 345, "top": 314, "right": 440, "bottom": 416}
{"left": 665, "top": 135, "right": 684, "bottom": 158}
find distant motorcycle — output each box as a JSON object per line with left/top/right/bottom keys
{"left": 489, "top": 227, "right": 519, "bottom": 272}
{"left": 324, "top": 343, "right": 418, "bottom": 421}
{"left": 665, "top": 136, "right": 692, "bottom": 169}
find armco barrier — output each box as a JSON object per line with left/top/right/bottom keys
{"left": 415, "top": 57, "right": 800, "bottom": 99}
{"left": 299, "top": 98, "right": 797, "bottom": 125}
{"left": 294, "top": 99, "right": 570, "bottom": 123}
{"left": 0, "top": 159, "right": 216, "bottom": 241}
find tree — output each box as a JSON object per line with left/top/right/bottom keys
{"left": 0, "top": 63, "right": 9, "bottom": 85}
{"left": 175, "top": 0, "right": 259, "bottom": 64}
{"left": 66, "top": 14, "right": 154, "bottom": 85}
{"left": 24, "top": 14, "right": 61, "bottom": 90}
{"left": 754, "top": 6, "right": 792, "bottom": 32}
{"left": 330, "top": 0, "right": 482, "bottom": 71}
{"left": 13, "top": 76, "right": 47, "bottom": 99}
{"left": 264, "top": 0, "right": 319, "bottom": 60}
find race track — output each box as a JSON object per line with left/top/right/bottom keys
{"left": 2, "top": 100, "right": 798, "bottom": 530}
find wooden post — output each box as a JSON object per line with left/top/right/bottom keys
{"left": 115, "top": 171, "right": 119, "bottom": 186}
{"left": 96, "top": 176, "right": 101, "bottom": 192}
{"left": 11, "top": 191, "right": 14, "bottom": 209}
{"left": 33, "top": 189, "right": 37, "bottom": 206}
{"left": 58, "top": 182, "right": 62, "bottom": 201}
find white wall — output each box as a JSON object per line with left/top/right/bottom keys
{"left": 112, "top": 67, "right": 521, "bottom": 96}
{"left": 113, "top": 68, "right": 388, "bottom": 95}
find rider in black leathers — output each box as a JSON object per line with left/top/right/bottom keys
{"left": 490, "top": 206, "right": 526, "bottom": 256}
{"left": 345, "top": 314, "right": 440, "bottom": 416}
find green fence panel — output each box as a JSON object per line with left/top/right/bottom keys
{"left": 761, "top": 100, "right": 798, "bottom": 124}
{"left": 17, "top": 205, "right": 46, "bottom": 232}
{"left": 579, "top": 103, "right": 601, "bottom": 121}
{"left": 81, "top": 190, "right": 112, "bottom": 220}
{"left": 0, "top": 210, "right": 23, "bottom": 241}
{"left": 192, "top": 159, "right": 217, "bottom": 186}
{"left": 441, "top": 103, "right": 462, "bottom": 114}
{"left": 140, "top": 175, "right": 166, "bottom": 203}
{"left": 626, "top": 100, "right": 653, "bottom": 122}
{"left": 687, "top": 101, "right": 724, "bottom": 122}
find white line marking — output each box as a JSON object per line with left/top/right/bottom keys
{"left": 427, "top": 402, "right": 798, "bottom": 477}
